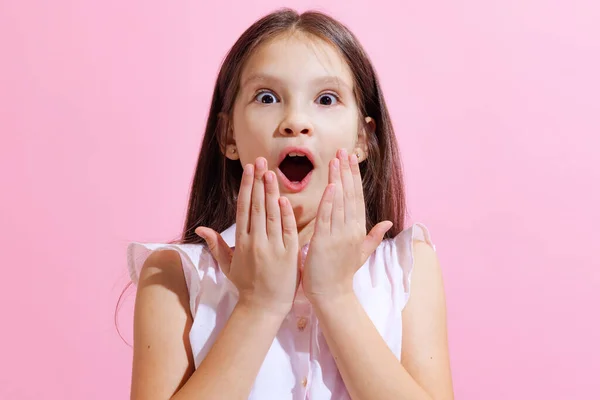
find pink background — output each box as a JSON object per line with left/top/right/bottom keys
{"left": 1, "top": 0, "right": 599, "bottom": 398}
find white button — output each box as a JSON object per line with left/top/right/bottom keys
{"left": 297, "top": 316, "right": 307, "bottom": 331}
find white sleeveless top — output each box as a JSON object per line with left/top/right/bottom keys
{"left": 127, "top": 223, "right": 435, "bottom": 400}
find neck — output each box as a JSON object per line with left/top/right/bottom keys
{"left": 296, "top": 217, "right": 316, "bottom": 248}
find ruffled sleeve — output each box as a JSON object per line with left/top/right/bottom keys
{"left": 126, "top": 242, "right": 205, "bottom": 314}
{"left": 392, "top": 223, "right": 436, "bottom": 308}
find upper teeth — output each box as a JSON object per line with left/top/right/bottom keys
{"left": 288, "top": 152, "right": 305, "bottom": 157}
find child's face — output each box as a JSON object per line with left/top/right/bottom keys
{"left": 230, "top": 31, "right": 369, "bottom": 228}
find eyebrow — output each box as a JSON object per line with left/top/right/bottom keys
{"left": 241, "top": 73, "right": 352, "bottom": 91}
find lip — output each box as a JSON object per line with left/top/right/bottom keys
{"left": 275, "top": 146, "right": 316, "bottom": 193}
{"left": 276, "top": 146, "right": 316, "bottom": 167}
{"left": 276, "top": 168, "right": 313, "bottom": 193}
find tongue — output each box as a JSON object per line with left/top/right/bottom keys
{"left": 279, "top": 156, "right": 313, "bottom": 182}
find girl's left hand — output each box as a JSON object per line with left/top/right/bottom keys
{"left": 302, "top": 148, "right": 393, "bottom": 304}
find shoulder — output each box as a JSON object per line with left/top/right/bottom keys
{"left": 135, "top": 248, "right": 191, "bottom": 310}
{"left": 138, "top": 248, "right": 186, "bottom": 282}
{"left": 399, "top": 230, "right": 454, "bottom": 398}
{"left": 130, "top": 247, "right": 196, "bottom": 399}
{"left": 127, "top": 241, "right": 230, "bottom": 316}
{"left": 142, "top": 247, "right": 184, "bottom": 269}
{"left": 399, "top": 224, "right": 447, "bottom": 318}
{"left": 407, "top": 238, "right": 445, "bottom": 306}
{"left": 372, "top": 223, "right": 439, "bottom": 290}
{"left": 397, "top": 223, "right": 444, "bottom": 305}
{"left": 127, "top": 241, "right": 211, "bottom": 285}
{"left": 411, "top": 239, "right": 442, "bottom": 284}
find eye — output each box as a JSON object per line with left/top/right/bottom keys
{"left": 254, "top": 90, "right": 279, "bottom": 104}
{"left": 316, "top": 93, "right": 339, "bottom": 106}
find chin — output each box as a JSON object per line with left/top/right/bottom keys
{"left": 288, "top": 192, "right": 320, "bottom": 223}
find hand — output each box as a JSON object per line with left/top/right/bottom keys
{"left": 195, "top": 157, "right": 300, "bottom": 316}
{"left": 302, "top": 149, "right": 393, "bottom": 304}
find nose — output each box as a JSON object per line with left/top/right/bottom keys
{"left": 278, "top": 111, "right": 313, "bottom": 137}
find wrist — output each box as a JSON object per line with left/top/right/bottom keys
{"left": 236, "top": 297, "right": 290, "bottom": 322}
{"left": 308, "top": 291, "right": 358, "bottom": 312}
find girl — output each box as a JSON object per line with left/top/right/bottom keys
{"left": 127, "top": 8, "right": 453, "bottom": 400}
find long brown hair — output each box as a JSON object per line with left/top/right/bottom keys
{"left": 171, "top": 8, "right": 406, "bottom": 245}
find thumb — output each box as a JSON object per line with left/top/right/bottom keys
{"left": 360, "top": 221, "right": 393, "bottom": 264}
{"left": 195, "top": 227, "right": 233, "bottom": 275}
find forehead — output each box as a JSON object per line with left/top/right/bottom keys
{"left": 240, "top": 31, "right": 354, "bottom": 89}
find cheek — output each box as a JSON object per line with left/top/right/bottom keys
{"left": 233, "top": 111, "right": 278, "bottom": 163}
{"left": 316, "top": 106, "right": 359, "bottom": 134}
{"left": 317, "top": 120, "right": 360, "bottom": 154}
{"left": 236, "top": 107, "right": 280, "bottom": 135}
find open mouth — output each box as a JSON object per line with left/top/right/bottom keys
{"left": 279, "top": 153, "right": 314, "bottom": 182}
{"left": 276, "top": 149, "right": 315, "bottom": 192}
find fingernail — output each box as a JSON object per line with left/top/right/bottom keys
{"left": 256, "top": 158, "right": 266, "bottom": 169}
{"left": 340, "top": 148, "right": 347, "bottom": 159}
{"left": 244, "top": 164, "right": 253, "bottom": 175}
{"left": 333, "top": 159, "right": 339, "bottom": 169}
{"left": 265, "top": 171, "right": 273, "bottom": 183}
{"left": 350, "top": 153, "right": 358, "bottom": 165}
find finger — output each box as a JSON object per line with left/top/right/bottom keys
{"left": 350, "top": 153, "right": 366, "bottom": 228}
{"left": 195, "top": 227, "right": 233, "bottom": 275}
{"left": 314, "top": 183, "right": 335, "bottom": 236}
{"left": 279, "top": 196, "right": 298, "bottom": 250}
{"left": 338, "top": 149, "right": 356, "bottom": 223}
{"left": 264, "top": 170, "right": 282, "bottom": 240}
{"left": 236, "top": 163, "right": 254, "bottom": 236}
{"left": 330, "top": 157, "right": 345, "bottom": 233}
{"left": 360, "top": 221, "right": 393, "bottom": 264}
{"left": 250, "top": 157, "right": 268, "bottom": 237}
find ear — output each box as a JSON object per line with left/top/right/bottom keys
{"left": 218, "top": 112, "right": 240, "bottom": 160}
{"left": 225, "top": 143, "right": 239, "bottom": 160}
{"left": 354, "top": 116, "right": 375, "bottom": 162}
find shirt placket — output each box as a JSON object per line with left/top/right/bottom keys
{"left": 293, "top": 288, "right": 312, "bottom": 399}
{"left": 295, "top": 243, "right": 313, "bottom": 399}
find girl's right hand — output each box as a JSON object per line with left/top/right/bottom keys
{"left": 195, "top": 157, "right": 300, "bottom": 317}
